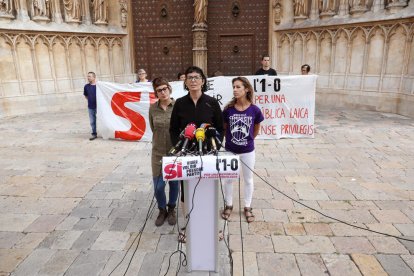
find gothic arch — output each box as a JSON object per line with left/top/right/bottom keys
{"left": 366, "top": 26, "right": 385, "bottom": 75}
{"left": 385, "top": 24, "right": 407, "bottom": 75}
{"left": 333, "top": 28, "right": 350, "bottom": 44}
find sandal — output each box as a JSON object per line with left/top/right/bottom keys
{"left": 178, "top": 231, "right": 186, "bottom": 243}
{"left": 244, "top": 207, "right": 255, "bottom": 223}
{"left": 221, "top": 205, "right": 233, "bottom": 220}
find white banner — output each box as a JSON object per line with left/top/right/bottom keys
{"left": 97, "top": 75, "right": 317, "bottom": 141}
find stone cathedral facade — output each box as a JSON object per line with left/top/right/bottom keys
{"left": 0, "top": 0, "right": 135, "bottom": 117}
{"left": 0, "top": 0, "right": 413, "bottom": 118}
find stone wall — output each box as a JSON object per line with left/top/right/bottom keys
{"left": 271, "top": 0, "right": 414, "bottom": 117}
{"left": 0, "top": 0, "right": 135, "bottom": 118}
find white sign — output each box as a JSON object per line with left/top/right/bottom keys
{"left": 97, "top": 75, "right": 317, "bottom": 141}
{"left": 162, "top": 155, "right": 240, "bottom": 181}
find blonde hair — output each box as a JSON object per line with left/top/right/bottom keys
{"left": 224, "top": 77, "right": 254, "bottom": 109}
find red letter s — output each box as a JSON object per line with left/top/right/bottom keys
{"left": 111, "top": 92, "right": 145, "bottom": 140}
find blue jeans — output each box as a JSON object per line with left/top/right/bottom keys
{"left": 88, "top": 108, "right": 97, "bottom": 136}
{"left": 153, "top": 176, "right": 179, "bottom": 209}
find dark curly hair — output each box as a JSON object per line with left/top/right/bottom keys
{"left": 183, "top": 66, "right": 208, "bottom": 93}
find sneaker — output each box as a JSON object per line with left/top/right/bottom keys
{"left": 89, "top": 135, "right": 97, "bottom": 141}
{"left": 167, "top": 205, "right": 176, "bottom": 225}
{"left": 155, "top": 208, "right": 168, "bottom": 226}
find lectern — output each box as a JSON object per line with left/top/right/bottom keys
{"left": 162, "top": 154, "right": 239, "bottom": 272}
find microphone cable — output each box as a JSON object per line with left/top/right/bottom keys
{"left": 108, "top": 155, "right": 180, "bottom": 276}
{"left": 213, "top": 141, "right": 414, "bottom": 269}
{"left": 163, "top": 153, "right": 204, "bottom": 275}
{"left": 216, "top": 153, "right": 234, "bottom": 276}
{"left": 237, "top": 176, "right": 246, "bottom": 276}
{"left": 234, "top": 154, "right": 414, "bottom": 243}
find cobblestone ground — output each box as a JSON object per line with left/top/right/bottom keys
{"left": 0, "top": 108, "right": 413, "bottom": 276}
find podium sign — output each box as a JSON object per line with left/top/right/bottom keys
{"left": 162, "top": 155, "right": 240, "bottom": 181}
{"left": 162, "top": 154, "right": 239, "bottom": 272}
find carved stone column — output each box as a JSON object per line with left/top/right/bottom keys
{"left": 51, "top": 0, "right": 63, "bottom": 23}
{"left": 192, "top": 0, "right": 208, "bottom": 73}
{"left": 309, "top": 0, "right": 319, "bottom": 20}
{"left": 372, "top": 0, "right": 385, "bottom": 12}
{"left": 82, "top": 0, "right": 92, "bottom": 25}
{"left": 338, "top": 0, "right": 350, "bottom": 16}
{"left": 14, "top": 0, "right": 30, "bottom": 21}
{"left": 192, "top": 23, "right": 208, "bottom": 74}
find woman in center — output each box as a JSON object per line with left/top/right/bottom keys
{"left": 169, "top": 66, "right": 224, "bottom": 235}
{"left": 221, "top": 77, "right": 264, "bottom": 223}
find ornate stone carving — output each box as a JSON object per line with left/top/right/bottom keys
{"left": 194, "top": 0, "right": 208, "bottom": 24}
{"left": 320, "top": 0, "right": 336, "bottom": 12}
{"left": 63, "top": 0, "right": 81, "bottom": 23}
{"left": 119, "top": 0, "right": 127, "bottom": 27}
{"left": 92, "top": 0, "right": 108, "bottom": 25}
{"left": 293, "top": 0, "right": 309, "bottom": 21}
{"left": 29, "top": 0, "right": 50, "bottom": 22}
{"left": 338, "top": 0, "right": 350, "bottom": 15}
{"left": 272, "top": 0, "right": 282, "bottom": 25}
{"left": 0, "top": 0, "right": 14, "bottom": 19}
{"left": 386, "top": 0, "right": 408, "bottom": 12}
{"left": 350, "top": 0, "right": 368, "bottom": 15}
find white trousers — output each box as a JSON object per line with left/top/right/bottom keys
{"left": 224, "top": 150, "right": 255, "bottom": 208}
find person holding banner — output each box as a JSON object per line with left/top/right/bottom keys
{"left": 255, "top": 54, "right": 277, "bottom": 76}
{"left": 221, "top": 77, "right": 264, "bottom": 223}
{"left": 84, "top": 71, "right": 98, "bottom": 141}
{"left": 136, "top": 68, "right": 150, "bottom": 83}
{"left": 301, "top": 64, "right": 311, "bottom": 75}
{"left": 149, "top": 77, "right": 179, "bottom": 227}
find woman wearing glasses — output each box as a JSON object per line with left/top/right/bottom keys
{"left": 136, "top": 68, "right": 150, "bottom": 83}
{"left": 149, "top": 77, "right": 179, "bottom": 227}
{"left": 170, "top": 66, "right": 224, "bottom": 147}
{"left": 169, "top": 66, "right": 224, "bottom": 242}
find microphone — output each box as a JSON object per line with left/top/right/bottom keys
{"left": 195, "top": 127, "right": 205, "bottom": 155}
{"left": 180, "top": 123, "right": 197, "bottom": 155}
{"left": 168, "top": 130, "right": 184, "bottom": 156}
{"left": 205, "top": 126, "right": 219, "bottom": 153}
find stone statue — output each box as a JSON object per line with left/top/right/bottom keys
{"left": 351, "top": 0, "right": 366, "bottom": 8}
{"left": 293, "top": 0, "right": 309, "bottom": 17}
{"left": 194, "top": 0, "right": 208, "bottom": 24}
{"left": 63, "top": 0, "right": 81, "bottom": 22}
{"left": 92, "top": 0, "right": 108, "bottom": 24}
{"left": 272, "top": 0, "right": 282, "bottom": 24}
{"left": 30, "top": 0, "right": 49, "bottom": 18}
{"left": 119, "top": 0, "right": 127, "bottom": 27}
{"left": 320, "top": 0, "right": 337, "bottom": 12}
{"left": 0, "top": 0, "right": 13, "bottom": 16}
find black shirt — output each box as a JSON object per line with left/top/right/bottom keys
{"left": 255, "top": 68, "right": 277, "bottom": 76}
{"left": 169, "top": 93, "right": 224, "bottom": 145}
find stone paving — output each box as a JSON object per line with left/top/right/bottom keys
{"left": 0, "top": 108, "right": 413, "bottom": 276}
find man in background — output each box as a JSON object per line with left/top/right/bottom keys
{"left": 301, "top": 64, "right": 311, "bottom": 75}
{"left": 255, "top": 55, "right": 277, "bottom": 76}
{"left": 84, "top": 72, "right": 97, "bottom": 141}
